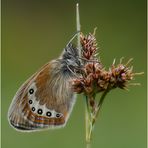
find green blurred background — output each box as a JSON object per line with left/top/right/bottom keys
{"left": 2, "top": 0, "right": 146, "bottom": 148}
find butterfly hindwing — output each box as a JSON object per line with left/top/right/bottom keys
{"left": 8, "top": 60, "right": 76, "bottom": 131}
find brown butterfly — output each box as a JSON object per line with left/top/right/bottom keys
{"left": 8, "top": 35, "right": 81, "bottom": 131}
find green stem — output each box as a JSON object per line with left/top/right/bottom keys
{"left": 85, "top": 90, "right": 110, "bottom": 148}
{"left": 86, "top": 143, "right": 91, "bottom": 148}
{"left": 85, "top": 96, "right": 92, "bottom": 143}
{"left": 85, "top": 95, "right": 95, "bottom": 147}
{"left": 92, "top": 89, "right": 110, "bottom": 126}
{"left": 76, "top": 3, "right": 81, "bottom": 56}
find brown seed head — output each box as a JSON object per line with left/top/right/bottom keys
{"left": 80, "top": 32, "right": 98, "bottom": 60}
{"left": 72, "top": 60, "right": 138, "bottom": 95}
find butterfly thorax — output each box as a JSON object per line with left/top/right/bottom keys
{"left": 59, "top": 43, "right": 81, "bottom": 76}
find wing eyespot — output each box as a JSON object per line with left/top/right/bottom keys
{"left": 46, "top": 111, "right": 52, "bottom": 117}
{"left": 28, "top": 100, "right": 33, "bottom": 104}
{"left": 37, "top": 109, "right": 43, "bottom": 115}
{"left": 56, "top": 113, "right": 61, "bottom": 118}
{"left": 32, "top": 107, "right": 36, "bottom": 112}
{"left": 29, "top": 88, "right": 34, "bottom": 94}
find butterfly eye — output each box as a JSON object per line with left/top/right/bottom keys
{"left": 29, "top": 88, "right": 34, "bottom": 94}
{"left": 46, "top": 111, "right": 52, "bottom": 117}
{"left": 56, "top": 113, "right": 61, "bottom": 118}
{"left": 37, "top": 109, "right": 43, "bottom": 115}
{"left": 28, "top": 100, "right": 33, "bottom": 104}
{"left": 32, "top": 107, "right": 36, "bottom": 112}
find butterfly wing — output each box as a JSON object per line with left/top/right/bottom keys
{"left": 8, "top": 60, "right": 76, "bottom": 131}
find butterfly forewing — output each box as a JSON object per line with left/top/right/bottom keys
{"left": 8, "top": 60, "right": 76, "bottom": 131}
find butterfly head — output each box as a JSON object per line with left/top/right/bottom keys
{"left": 60, "top": 43, "right": 81, "bottom": 75}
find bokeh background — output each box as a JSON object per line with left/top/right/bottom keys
{"left": 2, "top": 0, "right": 146, "bottom": 148}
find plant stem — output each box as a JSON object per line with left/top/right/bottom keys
{"left": 85, "top": 89, "right": 110, "bottom": 148}
{"left": 76, "top": 3, "right": 110, "bottom": 148}
{"left": 86, "top": 143, "right": 91, "bottom": 148}
{"left": 85, "top": 96, "right": 91, "bottom": 141}
{"left": 85, "top": 96, "right": 92, "bottom": 148}
{"left": 76, "top": 3, "right": 81, "bottom": 56}
{"left": 92, "top": 89, "right": 110, "bottom": 126}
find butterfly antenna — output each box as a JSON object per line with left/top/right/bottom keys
{"left": 66, "top": 31, "right": 80, "bottom": 46}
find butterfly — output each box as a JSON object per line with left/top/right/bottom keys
{"left": 8, "top": 34, "right": 81, "bottom": 131}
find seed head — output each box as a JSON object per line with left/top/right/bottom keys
{"left": 80, "top": 31, "right": 98, "bottom": 60}
{"left": 72, "top": 60, "right": 140, "bottom": 95}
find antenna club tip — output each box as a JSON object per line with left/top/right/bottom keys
{"left": 76, "top": 3, "right": 79, "bottom": 7}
